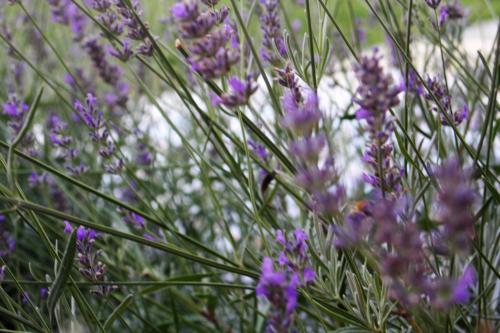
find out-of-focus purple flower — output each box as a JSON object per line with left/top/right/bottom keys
{"left": 295, "top": 159, "right": 337, "bottom": 193}
{"left": 332, "top": 203, "right": 372, "bottom": 248}
{"left": 88, "top": 0, "right": 113, "bottom": 12}
{"left": 74, "top": 93, "right": 123, "bottom": 174}
{"left": 256, "top": 257, "right": 298, "bottom": 332}
{"left": 39, "top": 287, "right": 48, "bottom": 300}
{"left": 123, "top": 211, "right": 145, "bottom": 229}
{"left": 405, "top": 68, "right": 423, "bottom": 96}
{"left": 21, "top": 291, "right": 30, "bottom": 305}
{"left": 116, "top": 0, "right": 149, "bottom": 41}
{"left": 64, "top": 69, "right": 96, "bottom": 100}
{"left": 28, "top": 171, "right": 48, "bottom": 188}
{"left": 278, "top": 65, "right": 321, "bottom": 137}
{"left": 47, "top": 0, "right": 87, "bottom": 41}
{"left": 248, "top": 139, "right": 271, "bottom": 178}
{"left": 452, "top": 265, "right": 476, "bottom": 304}
{"left": 353, "top": 49, "right": 402, "bottom": 197}
{"left": 353, "top": 17, "right": 366, "bottom": 45}
{"left": 425, "top": 0, "right": 441, "bottom": 9}
{"left": 2, "top": 95, "right": 37, "bottom": 155}
{"left": 135, "top": 143, "right": 153, "bottom": 166}
{"left": 303, "top": 267, "right": 316, "bottom": 283}
{"left": 2, "top": 95, "right": 28, "bottom": 117}
{"left": 278, "top": 61, "right": 343, "bottom": 216}
{"left": 291, "top": 19, "right": 301, "bottom": 32}
{"left": 439, "top": 2, "right": 465, "bottom": 26}
{"left": 289, "top": 134, "right": 326, "bottom": 164}
{"left": 281, "top": 89, "right": 322, "bottom": 136}
{"left": 312, "top": 186, "right": 346, "bottom": 216}
{"left": 171, "top": 1, "right": 199, "bottom": 21}
{"left": 47, "top": 113, "right": 88, "bottom": 175}
{"left": 0, "top": 215, "right": 16, "bottom": 259}
{"left": 211, "top": 75, "right": 257, "bottom": 108}
{"left": 425, "top": 76, "right": 467, "bottom": 126}
{"left": 84, "top": 39, "right": 122, "bottom": 86}
{"left": 275, "top": 230, "right": 286, "bottom": 246}
{"left": 63, "top": 221, "right": 73, "bottom": 234}
{"left": 248, "top": 139, "right": 269, "bottom": 162}
{"left": 259, "top": 0, "right": 287, "bottom": 66}
{"left": 110, "top": 39, "right": 134, "bottom": 61}
{"left": 143, "top": 233, "right": 156, "bottom": 241}
{"left": 434, "top": 158, "right": 476, "bottom": 253}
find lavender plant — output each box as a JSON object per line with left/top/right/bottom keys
{"left": 0, "top": 0, "right": 498, "bottom": 332}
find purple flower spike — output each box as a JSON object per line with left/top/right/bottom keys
{"left": 353, "top": 49, "right": 402, "bottom": 197}
{"left": 172, "top": 1, "right": 238, "bottom": 80}
{"left": 71, "top": 225, "right": 113, "bottom": 296}
{"left": 425, "top": 76, "right": 467, "bottom": 126}
{"left": 256, "top": 257, "right": 298, "bottom": 332}
{"left": 434, "top": 158, "right": 476, "bottom": 253}
{"left": 74, "top": 93, "right": 123, "bottom": 174}
{"left": 259, "top": 0, "right": 287, "bottom": 66}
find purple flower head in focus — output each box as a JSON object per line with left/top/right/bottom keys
{"left": 273, "top": 229, "right": 315, "bottom": 286}
{"left": 74, "top": 93, "right": 123, "bottom": 174}
{"left": 353, "top": 49, "right": 403, "bottom": 197}
{"left": 68, "top": 225, "right": 114, "bottom": 296}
